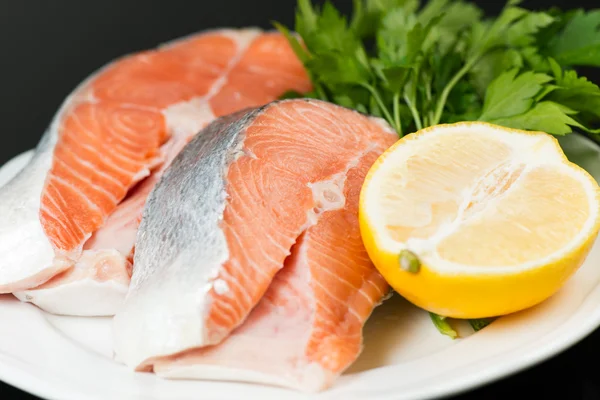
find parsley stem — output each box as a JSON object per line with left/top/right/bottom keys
{"left": 429, "top": 313, "right": 458, "bottom": 339}
{"left": 404, "top": 93, "right": 423, "bottom": 131}
{"left": 432, "top": 56, "right": 479, "bottom": 125}
{"left": 393, "top": 93, "right": 402, "bottom": 136}
{"left": 360, "top": 83, "right": 396, "bottom": 134}
{"left": 425, "top": 80, "right": 434, "bottom": 128}
{"left": 314, "top": 82, "right": 329, "bottom": 102}
{"left": 425, "top": 79, "right": 433, "bottom": 103}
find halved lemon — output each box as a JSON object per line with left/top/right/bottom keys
{"left": 359, "top": 122, "right": 600, "bottom": 319}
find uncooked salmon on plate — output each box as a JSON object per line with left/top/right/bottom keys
{"left": 0, "top": 25, "right": 397, "bottom": 392}
{"left": 113, "top": 99, "right": 397, "bottom": 391}
{"left": 0, "top": 28, "right": 310, "bottom": 316}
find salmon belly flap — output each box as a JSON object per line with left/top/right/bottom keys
{"left": 113, "top": 99, "right": 397, "bottom": 391}
{"left": 0, "top": 28, "right": 310, "bottom": 315}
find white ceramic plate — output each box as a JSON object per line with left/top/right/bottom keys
{"left": 2, "top": 134, "right": 600, "bottom": 400}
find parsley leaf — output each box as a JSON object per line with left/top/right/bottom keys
{"left": 350, "top": 0, "right": 414, "bottom": 38}
{"left": 300, "top": 1, "right": 362, "bottom": 55}
{"left": 491, "top": 101, "right": 585, "bottom": 135}
{"left": 474, "top": 56, "right": 600, "bottom": 136}
{"left": 433, "top": 2, "right": 482, "bottom": 55}
{"left": 547, "top": 58, "right": 600, "bottom": 121}
{"left": 470, "top": 50, "right": 524, "bottom": 97}
{"left": 467, "top": 10, "right": 553, "bottom": 96}
{"left": 468, "top": 3, "right": 527, "bottom": 58}
{"left": 469, "top": 318, "right": 496, "bottom": 331}
{"left": 479, "top": 69, "right": 552, "bottom": 121}
{"left": 547, "top": 10, "right": 600, "bottom": 67}
{"left": 295, "top": 0, "right": 318, "bottom": 39}
{"left": 272, "top": 22, "right": 310, "bottom": 64}
{"left": 507, "top": 11, "right": 555, "bottom": 47}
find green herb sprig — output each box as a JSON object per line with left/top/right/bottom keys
{"left": 276, "top": 0, "right": 600, "bottom": 139}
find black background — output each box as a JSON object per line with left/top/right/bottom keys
{"left": 1, "top": 0, "right": 600, "bottom": 399}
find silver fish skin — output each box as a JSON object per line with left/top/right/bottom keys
{"left": 0, "top": 52, "right": 121, "bottom": 295}
{"left": 113, "top": 107, "right": 260, "bottom": 368}
{"left": 0, "top": 130, "right": 57, "bottom": 292}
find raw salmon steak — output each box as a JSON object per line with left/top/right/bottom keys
{"left": 0, "top": 28, "right": 310, "bottom": 315}
{"left": 113, "top": 99, "right": 397, "bottom": 391}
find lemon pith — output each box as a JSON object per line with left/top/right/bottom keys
{"left": 359, "top": 122, "right": 600, "bottom": 319}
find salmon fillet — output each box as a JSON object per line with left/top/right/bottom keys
{"left": 151, "top": 150, "right": 390, "bottom": 391}
{"left": 113, "top": 99, "right": 397, "bottom": 390}
{"left": 1, "top": 29, "right": 310, "bottom": 315}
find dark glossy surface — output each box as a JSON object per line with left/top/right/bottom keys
{"left": 1, "top": 0, "right": 599, "bottom": 398}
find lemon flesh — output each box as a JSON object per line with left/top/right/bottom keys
{"left": 359, "top": 122, "right": 600, "bottom": 318}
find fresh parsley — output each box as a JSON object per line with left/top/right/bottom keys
{"left": 545, "top": 10, "right": 600, "bottom": 68}
{"left": 277, "top": 0, "right": 600, "bottom": 139}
